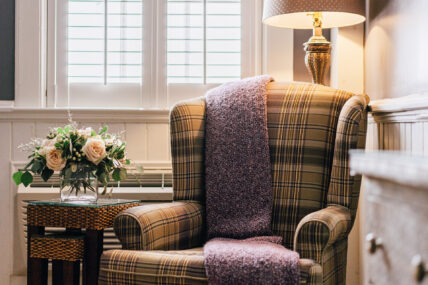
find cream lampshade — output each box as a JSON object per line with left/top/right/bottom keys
{"left": 263, "top": 0, "right": 366, "bottom": 85}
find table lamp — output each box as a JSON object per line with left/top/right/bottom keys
{"left": 263, "top": 0, "right": 366, "bottom": 85}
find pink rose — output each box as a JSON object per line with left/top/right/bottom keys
{"left": 46, "top": 148, "right": 66, "bottom": 171}
{"left": 82, "top": 138, "right": 106, "bottom": 165}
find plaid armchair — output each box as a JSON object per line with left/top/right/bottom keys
{"left": 99, "top": 82, "right": 369, "bottom": 285}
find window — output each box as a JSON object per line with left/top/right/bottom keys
{"left": 167, "top": 0, "right": 241, "bottom": 84}
{"left": 68, "top": 0, "right": 143, "bottom": 84}
{"left": 47, "top": 0, "right": 259, "bottom": 109}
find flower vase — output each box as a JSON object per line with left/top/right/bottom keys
{"left": 60, "top": 168, "right": 98, "bottom": 203}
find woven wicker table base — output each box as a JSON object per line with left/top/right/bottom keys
{"left": 30, "top": 234, "right": 85, "bottom": 262}
{"left": 26, "top": 199, "right": 142, "bottom": 285}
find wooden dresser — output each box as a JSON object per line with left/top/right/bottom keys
{"left": 350, "top": 151, "right": 428, "bottom": 285}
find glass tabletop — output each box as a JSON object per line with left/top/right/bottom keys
{"left": 27, "top": 198, "right": 141, "bottom": 208}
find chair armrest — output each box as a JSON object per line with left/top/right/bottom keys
{"left": 114, "top": 201, "right": 204, "bottom": 250}
{"left": 293, "top": 205, "right": 352, "bottom": 263}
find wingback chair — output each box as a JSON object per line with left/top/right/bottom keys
{"left": 99, "top": 82, "right": 369, "bottom": 285}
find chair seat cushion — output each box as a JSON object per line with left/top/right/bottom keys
{"left": 99, "top": 248, "right": 322, "bottom": 285}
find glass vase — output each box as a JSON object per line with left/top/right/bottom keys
{"left": 60, "top": 171, "right": 98, "bottom": 204}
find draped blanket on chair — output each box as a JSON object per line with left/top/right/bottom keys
{"left": 204, "top": 76, "right": 300, "bottom": 285}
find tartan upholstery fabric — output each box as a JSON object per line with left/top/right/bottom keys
{"left": 99, "top": 248, "right": 322, "bottom": 285}
{"left": 266, "top": 82, "right": 357, "bottom": 249}
{"left": 327, "top": 94, "right": 369, "bottom": 220}
{"left": 102, "top": 82, "right": 369, "bottom": 285}
{"left": 170, "top": 97, "right": 206, "bottom": 202}
{"left": 293, "top": 205, "right": 352, "bottom": 264}
{"left": 99, "top": 248, "right": 207, "bottom": 285}
{"left": 114, "top": 201, "right": 204, "bottom": 251}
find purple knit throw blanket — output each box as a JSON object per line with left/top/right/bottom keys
{"left": 204, "top": 76, "right": 299, "bottom": 284}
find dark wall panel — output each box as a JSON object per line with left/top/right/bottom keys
{"left": 0, "top": 0, "right": 15, "bottom": 100}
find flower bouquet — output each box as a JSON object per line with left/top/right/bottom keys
{"left": 12, "top": 122, "right": 129, "bottom": 203}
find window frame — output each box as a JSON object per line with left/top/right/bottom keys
{"left": 46, "top": 0, "right": 261, "bottom": 109}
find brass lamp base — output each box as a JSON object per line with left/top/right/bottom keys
{"left": 303, "top": 14, "right": 332, "bottom": 85}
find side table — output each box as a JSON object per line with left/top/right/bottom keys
{"left": 27, "top": 199, "right": 141, "bottom": 285}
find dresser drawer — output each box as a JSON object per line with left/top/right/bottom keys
{"left": 364, "top": 179, "right": 428, "bottom": 285}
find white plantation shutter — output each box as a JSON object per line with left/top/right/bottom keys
{"left": 167, "top": 0, "right": 241, "bottom": 84}
{"left": 48, "top": 0, "right": 257, "bottom": 108}
{"left": 68, "top": 0, "right": 143, "bottom": 84}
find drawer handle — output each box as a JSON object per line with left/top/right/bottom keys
{"left": 412, "top": 255, "right": 427, "bottom": 282}
{"left": 366, "top": 233, "right": 383, "bottom": 254}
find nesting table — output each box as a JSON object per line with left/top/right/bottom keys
{"left": 26, "top": 199, "right": 141, "bottom": 285}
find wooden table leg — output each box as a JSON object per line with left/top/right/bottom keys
{"left": 83, "top": 229, "right": 103, "bottom": 285}
{"left": 52, "top": 260, "right": 63, "bottom": 285}
{"left": 27, "top": 225, "right": 47, "bottom": 285}
{"left": 53, "top": 260, "right": 80, "bottom": 285}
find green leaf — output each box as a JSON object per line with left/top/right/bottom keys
{"left": 64, "top": 125, "right": 71, "bottom": 134}
{"left": 112, "top": 168, "right": 121, "bottom": 182}
{"left": 57, "top": 127, "right": 64, "bottom": 135}
{"left": 31, "top": 160, "right": 44, "bottom": 174}
{"left": 21, "top": 171, "right": 33, "bottom": 187}
{"left": 125, "top": 159, "right": 131, "bottom": 165}
{"left": 91, "top": 130, "right": 97, "bottom": 136}
{"left": 23, "top": 159, "right": 34, "bottom": 170}
{"left": 12, "top": 171, "right": 23, "bottom": 185}
{"left": 98, "top": 172, "right": 108, "bottom": 186}
{"left": 63, "top": 167, "right": 72, "bottom": 184}
{"left": 99, "top": 126, "right": 108, "bottom": 135}
{"left": 41, "top": 168, "right": 54, "bottom": 182}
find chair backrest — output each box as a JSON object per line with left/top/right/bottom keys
{"left": 170, "top": 82, "right": 369, "bottom": 247}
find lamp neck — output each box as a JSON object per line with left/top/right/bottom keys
{"left": 304, "top": 12, "right": 329, "bottom": 44}
{"left": 311, "top": 12, "right": 323, "bottom": 37}
{"left": 312, "top": 12, "right": 322, "bottom": 28}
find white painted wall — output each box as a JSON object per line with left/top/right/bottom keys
{"left": 331, "top": 23, "right": 365, "bottom": 285}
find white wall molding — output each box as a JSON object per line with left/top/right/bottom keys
{"left": 0, "top": 108, "right": 170, "bottom": 123}
{"left": 0, "top": 101, "right": 14, "bottom": 110}
{"left": 369, "top": 94, "right": 428, "bottom": 123}
{"left": 370, "top": 93, "right": 428, "bottom": 113}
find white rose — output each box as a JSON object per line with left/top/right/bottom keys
{"left": 38, "top": 139, "right": 56, "bottom": 156}
{"left": 104, "top": 138, "right": 115, "bottom": 146}
{"left": 82, "top": 138, "right": 106, "bottom": 165}
{"left": 46, "top": 148, "right": 66, "bottom": 171}
{"left": 78, "top": 127, "right": 93, "bottom": 138}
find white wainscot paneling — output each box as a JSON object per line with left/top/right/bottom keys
{"left": 368, "top": 94, "right": 428, "bottom": 154}
{"left": 12, "top": 122, "right": 35, "bottom": 161}
{"left": 147, "top": 123, "right": 171, "bottom": 161}
{"left": 104, "top": 123, "right": 126, "bottom": 141}
{"left": 126, "top": 123, "right": 148, "bottom": 161}
{"left": 0, "top": 123, "right": 12, "bottom": 285}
